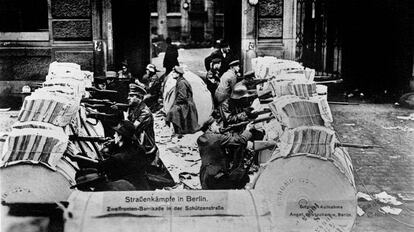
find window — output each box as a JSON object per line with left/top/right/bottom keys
{"left": 0, "top": 0, "right": 48, "bottom": 32}
{"left": 167, "top": 0, "right": 181, "bottom": 13}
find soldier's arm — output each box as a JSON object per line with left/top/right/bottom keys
{"left": 220, "top": 100, "right": 249, "bottom": 125}
{"left": 219, "top": 129, "right": 253, "bottom": 147}
{"left": 134, "top": 106, "right": 152, "bottom": 129}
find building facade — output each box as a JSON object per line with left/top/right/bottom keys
{"left": 1, "top": 0, "right": 412, "bottom": 98}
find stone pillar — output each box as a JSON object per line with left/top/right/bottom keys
{"left": 241, "top": 0, "right": 257, "bottom": 72}
{"left": 157, "top": 0, "right": 168, "bottom": 39}
{"left": 92, "top": 0, "right": 106, "bottom": 76}
{"left": 180, "top": 0, "right": 191, "bottom": 41}
{"left": 103, "top": 0, "right": 114, "bottom": 70}
{"left": 204, "top": 0, "right": 214, "bottom": 43}
{"left": 282, "top": 0, "right": 297, "bottom": 60}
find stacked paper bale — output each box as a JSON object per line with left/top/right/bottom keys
{"left": 0, "top": 62, "right": 96, "bottom": 203}
{"left": 250, "top": 57, "right": 357, "bottom": 232}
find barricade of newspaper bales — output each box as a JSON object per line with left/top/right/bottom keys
{"left": 63, "top": 58, "right": 357, "bottom": 232}
{"left": 249, "top": 56, "right": 357, "bottom": 231}
{"left": 0, "top": 62, "right": 102, "bottom": 204}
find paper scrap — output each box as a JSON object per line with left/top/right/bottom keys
{"left": 357, "top": 206, "right": 365, "bottom": 216}
{"left": 357, "top": 192, "right": 373, "bottom": 201}
{"left": 397, "top": 193, "right": 414, "bottom": 201}
{"left": 396, "top": 113, "right": 414, "bottom": 121}
{"left": 379, "top": 206, "right": 402, "bottom": 215}
{"left": 374, "top": 191, "right": 403, "bottom": 206}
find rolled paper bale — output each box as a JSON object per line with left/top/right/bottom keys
{"left": 255, "top": 149, "right": 356, "bottom": 232}
{"left": 163, "top": 70, "right": 214, "bottom": 126}
{"left": 1, "top": 157, "right": 77, "bottom": 203}
{"left": 64, "top": 190, "right": 274, "bottom": 232}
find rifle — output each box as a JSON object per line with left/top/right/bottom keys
{"left": 248, "top": 108, "right": 271, "bottom": 117}
{"left": 66, "top": 153, "right": 99, "bottom": 164}
{"left": 314, "top": 79, "right": 343, "bottom": 84}
{"left": 86, "top": 112, "right": 117, "bottom": 120}
{"left": 86, "top": 87, "right": 118, "bottom": 94}
{"left": 258, "top": 91, "right": 273, "bottom": 100}
{"left": 244, "top": 79, "right": 267, "bottom": 89}
{"left": 220, "top": 116, "right": 275, "bottom": 133}
{"left": 82, "top": 98, "right": 129, "bottom": 110}
{"left": 68, "top": 135, "right": 111, "bottom": 143}
{"left": 336, "top": 143, "right": 382, "bottom": 149}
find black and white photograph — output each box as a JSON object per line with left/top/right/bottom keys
{"left": 0, "top": 0, "right": 413, "bottom": 231}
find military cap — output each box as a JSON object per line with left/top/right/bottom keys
{"left": 230, "top": 82, "right": 257, "bottom": 100}
{"left": 211, "top": 58, "right": 222, "bottom": 64}
{"left": 229, "top": 60, "right": 240, "bottom": 67}
{"left": 113, "top": 120, "right": 137, "bottom": 140}
{"left": 129, "top": 83, "right": 147, "bottom": 95}
{"left": 146, "top": 64, "right": 159, "bottom": 72}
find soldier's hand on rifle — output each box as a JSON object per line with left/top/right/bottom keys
{"left": 245, "top": 122, "right": 254, "bottom": 131}
{"left": 110, "top": 104, "right": 118, "bottom": 110}
{"left": 247, "top": 111, "right": 259, "bottom": 120}
{"left": 243, "top": 107, "right": 254, "bottom": 114}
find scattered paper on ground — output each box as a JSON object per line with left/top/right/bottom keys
{"left": 382, "top": 126, "right": 414, "bottom": 132}
{"left": 379, "top": 206, "right": 402, "bottom": 215}
{"left": 374, "top": 191, "right": 403, "bottom": 206}
{"left": 396, "top": 113, "right": 414, "bottom": 121}
{"left": 154, "top": 113, "right": 202, "bottom": 189}
{"left": 357, "top": 206, "right": 365, "bottom": 216}
{"left": 397, "top": 193, "right": 414, "bottom": 201}
{"left": 357, "top": 192, "right": 373, "bottom": 201}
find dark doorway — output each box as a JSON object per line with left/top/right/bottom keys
{"left": 223, "top": 0, "right": 242, "bottom": 61}
{"left": 340, "top": 0, "right": 413, "bottom": 98}
{"left": 112, "top": 0, "right": 151, "bottom": 77}
{"left": 297, "top": 0, "right": 413, "bottom": 99}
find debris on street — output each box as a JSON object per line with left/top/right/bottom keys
{"left": 374, "top": 191, "right": 403, "bottom": 206}
{"left": 379, "top": 206, "right": 403, "bottom": 215}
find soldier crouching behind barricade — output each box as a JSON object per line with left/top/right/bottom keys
{"left": 218, "top": 82, "right": 258, "bottom": 128}
{"left": 197, "top": 117, "right": 260, "bottom": 190}
{"left": 73, "top": 120, "right": 152, "bottom": 191}
{"left": 126, "top": 83, "right": 159, "bottom": 165}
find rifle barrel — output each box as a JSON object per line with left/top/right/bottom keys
{"left": 336, "top": 142, "right": 381, "bottom": 149}
{"left": 69, "top": 135, "right": 110, "bottom": 142}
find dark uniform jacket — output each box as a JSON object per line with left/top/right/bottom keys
{"left": 204, "top": 49, "right": 235, "bottom": 76}
{"left": 163, "top": 44, "right": 179, "bottom": 74}
{"left": 203, "top": 69, "right": 221, "bottom": 101}
{"left": 218, "top": 98, "right": 249, "bottom": 127}
{"left": 197, "top": 129, "right": 252, "bottom": 189}
{"left": 128, "top": 101, "right": 157, "bottom": 161}
{"left": 214, "top": 69, "right": 238, "bottom": 104}
{"left": 166, "top": 76, "right": 199, "bottom": 134}
{"left": 98, "top": 142, "right": 151, "bottom": 190}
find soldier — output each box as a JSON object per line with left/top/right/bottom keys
{"left": 204, "top": 40, "right": 235, "bottom": 76}
{"left": 127, "top": 83, "right": 158, "bottom": 164}
{"left": 97, "top": 120, "right": 151, "bottom": 190}
{"left": 197, "top": 118, "right": 254, "bottom": 190}
{"left": 214, "top": 60, "right": 242, "bottom": 105}
{"left": 163, "top": 37, "right": 179, "bottom": 75}
{"left": 218, "top": 82, "right": 258, "bottom": 128}
{"left": 166, "top": 66, "right": 199, "bottom": 134}
{"left": 203, "top": 58, "right": 222, "bottom": 105}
